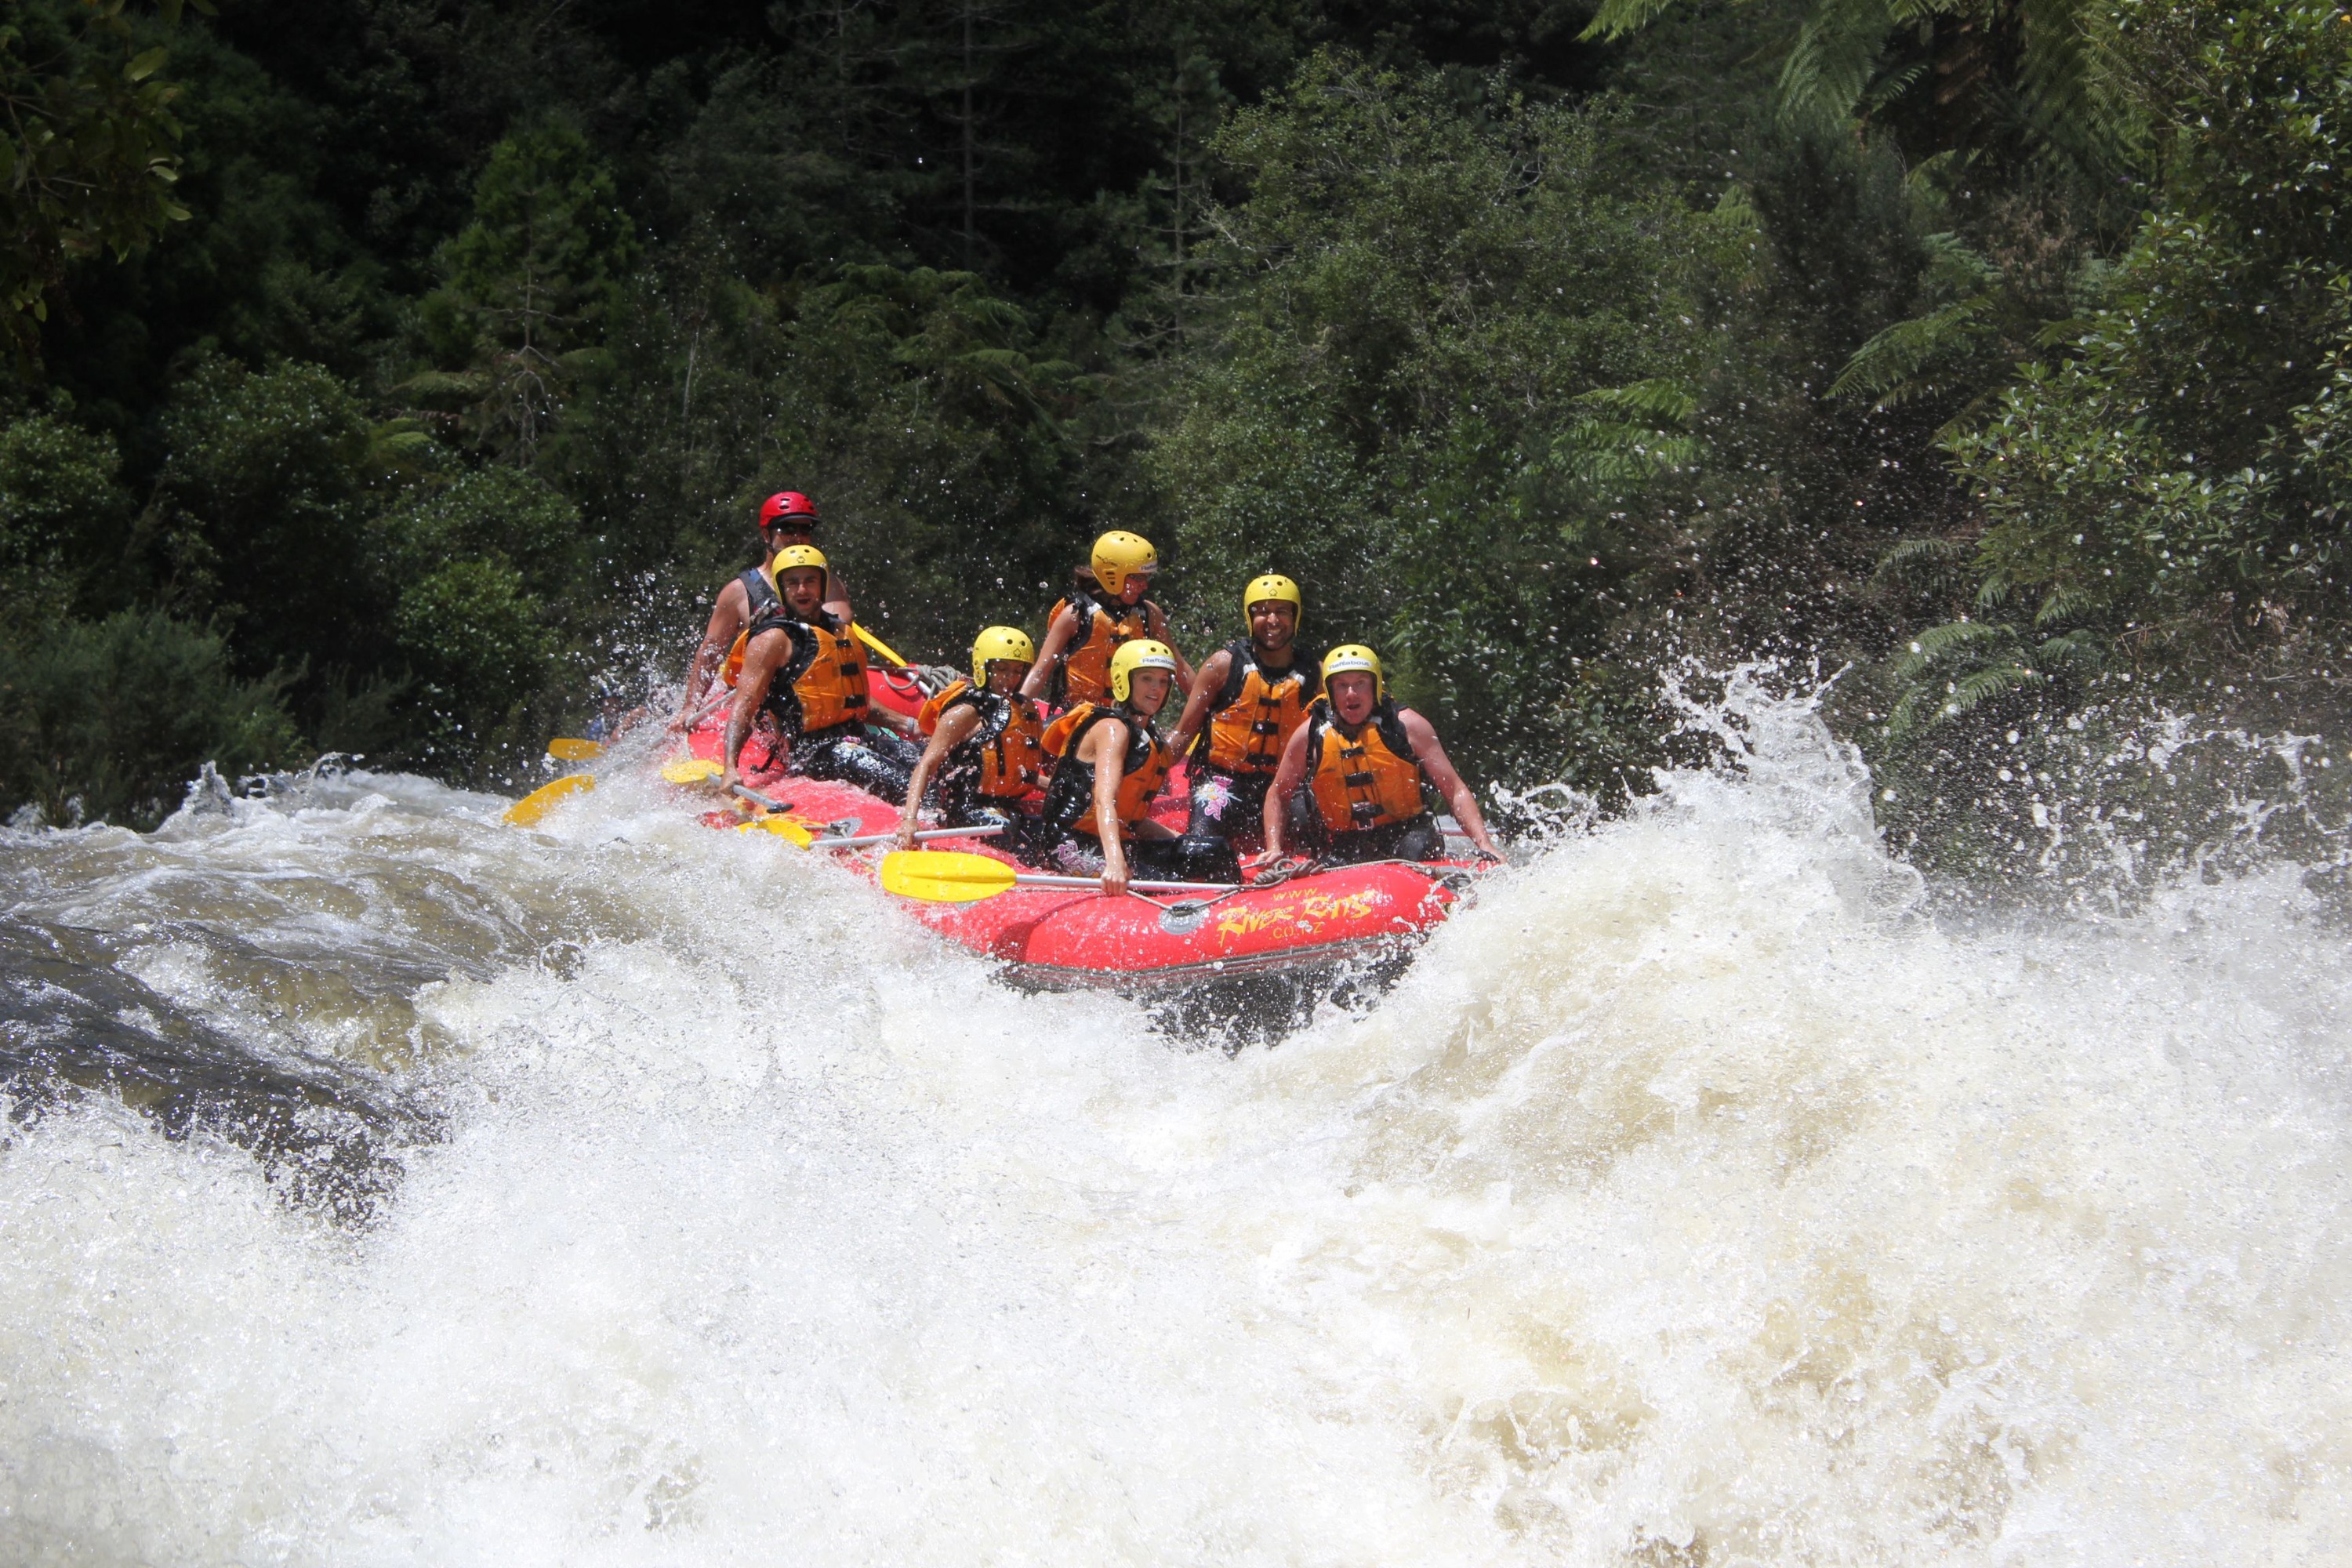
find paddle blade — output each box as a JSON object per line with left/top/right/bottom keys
{"left": 880, "top": 848, "right": 1019, "bottom": 902}
{"left": 547, "top": 737, "right": 604, "bottom": 761}
{"left": 503, "top": 772, "right": 594, "bottom": 826}
{"left": 738, "top": 814, "right": 815, "bottom": 846}
{"left": 661, "top": 758, "right": 722, "bottom": 785}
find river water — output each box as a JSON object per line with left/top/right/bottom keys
{"left": 2, "top": 684, "right": 2346, "bottom": 1565}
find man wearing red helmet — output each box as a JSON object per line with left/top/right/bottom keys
{"left": 672, "top": 492, "right": 855, "bottom": 731}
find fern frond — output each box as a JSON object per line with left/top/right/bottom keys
{"left": 1711, "top": 186, "right": 1762, "bottom": 234}
{"left": 1918, "top": 231, "right": 2000, "bottom": 292}
{"left": 1870, "top": 535, "right": 1971, "bottom": 594}
{"left": 1555, "top": 420, "right": 1701, "bottom": 486}
{"left": 1911, "top": 619, "right": 2012, "bottom": 655}
{"left": 1777, "top": 0, "right": 1897, "bottom": 130}
{"left": 1889, "top": 618, "right": 2017, "bottom": 681}
{"left": 2032, "top": 582, "right": 2100, "bottom": 625}
{"left": 1949, "top": 662, "right": 2043, "bottom": 713}
{"left": 1580, "top": 0, "right": 1700, "bottom": 42}
{"left": 1885, "top": 683, "right": 1941, "bottom": 742}
{"left": 1572, "top": 378, "right": 1698, "bottom": 425}
{"left": 2035, "top": 628, "right": 2105, "bottom": 671}
{"left": 1831, "top": 296, "right": 1994, "bottom": 404}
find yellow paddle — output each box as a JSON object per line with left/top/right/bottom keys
{"left": 880, "top": 849, "right": 1235, "bottom": 903}
{"left": 659, "top": 757, "right": 819, "bottom": 843}
{"left": 547, "top": 737, "right": 604, "bottom": 761}
{"left": 851, "top": 622, "right": 910, "bottom": 669}
{"left": 740, "top": 813, "right": 815, "bottom": 844}
{"left": 503, "top": 772, "right": 594, "bottom": 826}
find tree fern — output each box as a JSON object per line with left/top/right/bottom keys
{"left": 1870, "top": 535, "right": 1973, "bottom": 597}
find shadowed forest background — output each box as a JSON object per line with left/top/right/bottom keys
{"left": 5, "top": 0, "right": 2350, "bottom": 887}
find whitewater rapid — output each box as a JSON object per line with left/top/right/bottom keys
{"left": 2, "top": 688, "right": 2346, "bottom": 1564}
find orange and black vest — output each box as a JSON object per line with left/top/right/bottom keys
{"left": 1303, "top": 696, "right": 1426, "bottom": 835}
{"left": 720, "top": 565, "right": 785, "bottom": 687}
{"left": 1196, "top": 640, "right": 1313, "bottom": 775}
{"left": 920, "top": 679, "right": 1047, "bottom": 800}
{"left": 1047, "top": 584, "right": 1153, "bottom": 707}
{"left": 1038, "top": 702, "right": 1172, "bottom": 840}
{"left": 745, "top": 604, "right": 870, "bottom": 739}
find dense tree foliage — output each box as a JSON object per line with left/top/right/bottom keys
{"left": 1, "top": 0, "right": 2345, "bottom": 867}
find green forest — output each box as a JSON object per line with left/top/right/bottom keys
{"left": 5, "top": 0, "right": 2349, "bottom": 881}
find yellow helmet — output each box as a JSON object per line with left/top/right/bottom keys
{"left": 970, "top": 624, "right": 1036, "bottom": 685}
{"left": 767, "top": 543, "right": 829, "bottom": 601}
{"left": 1320, "top": 644, "right": 1385, "bottom": 702}
{"left": 1108, "top": 637, "right": 1178, "bottom": 704}
{"left": 1243, "top": 572, "right": 1302, "bottom": 627}
{"left": 1090, "top": 530, "right": 1158, "bottom": 598}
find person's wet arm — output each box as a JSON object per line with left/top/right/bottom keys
{"left": 1402, "top": 711, "right": 1499, "bottom": 858}
{"left": 723, "top": 629, "right": 793, "bottom": 790}
{"left": 1165, "top": 647, "right": 1230, "bottom": 760}
{"left": 1087, "top": 718, "right": 1132, "bottom": 897}
{"left": 895, "top": 704, "right": 979, "bottom": 849}
{"left": 1254, "top": 726, "right": 1312, "bottom": 865}
{"left": 1020, "top": 607, "right": 1080, "bottom": 701}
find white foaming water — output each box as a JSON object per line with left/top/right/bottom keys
{"left": 2, "top": 684, "right": 2347, "bottom": 1564}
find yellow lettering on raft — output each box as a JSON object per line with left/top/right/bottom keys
{"left": 1214, "top": 887, "right": 1385, "bottom": 940}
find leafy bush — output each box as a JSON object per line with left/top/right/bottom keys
{"left": 154, "top": 354, "right": 396, "bottom": 676}
{"left": 1879, "top": 1, "right": 2352, "bottom": 732}
{"left": 391, "top": 557, "right": 560, "bottom": 763}
{"left": 0, "top": 411, "right": 132, "bottom": 619}
{"left": 1153, "top": 53, "right": 1740, "bottom": 784}
{"left": 0, "top": 610, "right": 297, "bottom": 828}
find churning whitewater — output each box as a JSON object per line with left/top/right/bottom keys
{"left": 2, "top": 683, "right": 2347, "bottom": 1565}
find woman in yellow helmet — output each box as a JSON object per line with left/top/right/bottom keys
{"left": 1257, "top": 644, "right": 1501, "bottom": 869}
{"left": 892, "top": 626, "right": 1049, "bottom": 848}
{"left": 1020, "top": 638, "right": 1188, "bottom": 897}
{"left": 1021, "top": 530, "right": 1194, "bottom": 709}
{"left": 1164, "top": 572, "right": 1319, "bottom": 878}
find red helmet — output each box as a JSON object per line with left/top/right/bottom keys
{"left": 760, "top": 492, "right": 819, "bottom": 528}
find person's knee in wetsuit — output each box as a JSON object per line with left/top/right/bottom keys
{"left": 793, "top": 724, "right": 918, "bottom": 805}
{"left": 931, "top": 770, "right": 1023, "bottom": 832}
{"left": 1319, "top": 811, "right": 1446, "bottom": 867}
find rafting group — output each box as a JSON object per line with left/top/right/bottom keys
{"left": 669, "top": 492, "right": 1501, "bottom": 900}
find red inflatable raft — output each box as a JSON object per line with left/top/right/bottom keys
{"left": 674, "top": 670, "right": 1482, "bottom": 993}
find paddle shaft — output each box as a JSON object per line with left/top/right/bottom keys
{"left": 851, "top": 622, "right": 909, "bottom": 669}
{"left": 731, "top": 784, "right": 793, "bottom": 814}
{"left": 809, "top": 825, "right": 1004, "bottom": 850}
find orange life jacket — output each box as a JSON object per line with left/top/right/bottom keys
{"left": 1196, "top": 639, "right": 1312, "bottom": 775}
{"left": 1039, "top": 702, "right": 1171, "bottom": 840}
{"left": 746, "top": 605, "right": 869, "bottom": 738}
{"left": 1047, "top": 585, "right": 1153, "bottom": 707}
{"left": 920, "top": 679, "right": 1047, "bottom": 799}
{"left": 1303, "top": 696, "right": 1425, "bottom": 835}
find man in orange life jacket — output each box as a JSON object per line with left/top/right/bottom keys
{"left": 673, "top": 492, "right": 855, "bottom": 730}
{"left": 1256, "top": 644, "right": 1501, "bottom": 869}
{"left": 1018, "top": 640, "right": 1187, "bottom": 897}
{"left": 720, "top": 546, "right": 920, "bottom": 804}
{"left": 892, "top": 625, "right": 1049, "bottom": 848}
{"left": 1163, "top": 572, "right": 1317, "bottom": 880}
{"left": 1021, "top": 529, "right": 1193, "bottom": 709}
